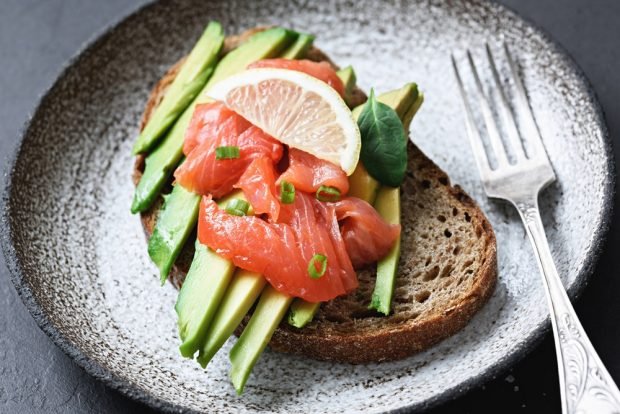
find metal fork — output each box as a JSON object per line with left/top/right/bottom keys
{"left": 452, "top": 44, "right": 620, "bottom": 414}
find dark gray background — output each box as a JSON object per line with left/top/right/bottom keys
{"left": 0, "top": 0, "right": 618, "bottom": 412}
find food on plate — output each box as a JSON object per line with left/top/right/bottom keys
{"left": 132, "top": 23, "right": 497, "bottom": 394}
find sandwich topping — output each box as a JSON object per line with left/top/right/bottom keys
{"left": 132, "top": 24, "right": 425, "bottom": 394}
{"left": 179, "top": 58, "right": 400, "bottom": 302}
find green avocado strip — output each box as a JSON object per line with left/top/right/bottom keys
{"left": 197, "top": 268, "right": 266, "bottom": 368}
{"left": 351, "top": 83, "right": 418, "bottom": 121}
{"left": 337, "top": 65, "right": 356, "bottom": 106}
{"left": 287, "top": 299, "right": 320, "bottom": 328}
{"left": 281, "top": 33, "right": 315, "bottom": 59}
{"left": 176, "top": 241, "right": 235, "bottom": 358}
{"left": 402, "top": 91, "right": 424, "bottom": 132}
{"left": 369, "top": 186, "right": 401, "bottom": 315}
{"left": 133, "top": 22, "right": 225, "bottom": 155}
{"left": 174, "top": 191, "right": 247, "bottom": 358}
{"left": 131, "top": 27, "right": 299, "bottom": 214}
{"left": 369, "top": 92, "right": 424, "bottom": 315}
{"left": 147, "top": 182, "right": 200, "bottom": 284}
{"left": 229, "top": 286, "right": 293, "bottom": 394}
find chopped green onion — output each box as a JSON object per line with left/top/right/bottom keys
{"left": 316, "top": 185, "right": 341, "bottom": 202}
{"left": 307, "top": 254, "right": 328, "bottom": 279}
{"left": 215, "top": 146, "right": 240, "bottom": 160}
{"left": 280, "top": 181, "right": 295, "bottom": 204}
{"left": 225, "top": 199, "right": 250, "bottom": 216}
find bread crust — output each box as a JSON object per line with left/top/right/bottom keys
{"left": 134, "top": 28, "right": 497, "bottom": 363}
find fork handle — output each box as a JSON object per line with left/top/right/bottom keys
{"left": 515, "top": 197, "right": 620, "bottom": 414}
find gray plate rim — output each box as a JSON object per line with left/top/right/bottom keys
{"left": 0, "top": 0, "right": 615, "bottom": 412}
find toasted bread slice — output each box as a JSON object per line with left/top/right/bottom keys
{"left": 134, "top": 28, "right": 497, "bottom": 364}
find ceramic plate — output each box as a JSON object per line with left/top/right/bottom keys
{"left": 1, "top": 0, "right": 613, "bottom": 412}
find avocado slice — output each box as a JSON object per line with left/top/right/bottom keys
{"left": 348, "top": 84, "right": 419, "bottom": 203}
{"left": 281, "top": 33, "right": 315, "bottom": 59}
{"left": 287, "top": 299, "right": 320, "bottom": 328}
{"left": 369, "top": 92, "right": 424, "bottom": 315}
{"left": 176, "top": 242, "right": 235, "bottom": 357}
{"left": 369, "top": 186, "right": 401, "bottom": 315}
{"left": 197, "top": 268, "right": 266, "bottom": 368}
{"left": 131, "top": 27, "right": 299, "bottom": 214}
{"left": 336, "top": 65, "right": 356, "bottom": 106}
{"left": 285, "top": 85, "right": 420, "bottom": 329}
{"left": 133, "top": 22, "right": 225, "bottom": 155}
{"left": 174, "top": 191, "right": 248, "bottom": 358}
{"left": 148, "top": 182, "right": 201, "bottom": 284}
{"left": 353, "top": 83, "right": 419, "bottom": 121}
{"left": 402, "top": 91, "right": 424, "bottom": 132}
{"left": 347, "top": 163, "right": 381, "bottom": 205}
{"left": 229, "top": 286, "right": 293, "bottom": 394}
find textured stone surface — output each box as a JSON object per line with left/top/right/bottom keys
{"left": 0, "top": 0, "right": 619, "bottom": 413}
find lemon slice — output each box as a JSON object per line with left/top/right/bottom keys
{"left": 207, "top": 68, "right": 361, "bottom": 175}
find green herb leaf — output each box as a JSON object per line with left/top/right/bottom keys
{"left": 280, "top": 181, "right": 295, "bottom": 204}
{"left": 357, "top": 89, "right": 407, "bottom": 187}
{"left": 225, "top": 199, "right": 250, "bottom": 216}
{"left": 307, "top": 254, "right": 328, "bottom": 279}
{"left": 215, "top": 146, "right": 240, "bottom": 160}
{"left": 316, "top": 185, "right": 341, "bottom": 202}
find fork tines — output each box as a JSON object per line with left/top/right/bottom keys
{"left": 451, "top": 44, "right": 551, "bottom": 175}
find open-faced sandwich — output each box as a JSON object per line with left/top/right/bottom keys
{"left": 131, "top": 22, "right": 497, "bottom": 394}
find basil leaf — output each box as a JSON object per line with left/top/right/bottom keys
{"left": 358, "top": 89, "right": 407, "bottom": 187}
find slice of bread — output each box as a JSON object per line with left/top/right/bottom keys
{"left": 134, "top": 28, "right": 497, "bottom": 364}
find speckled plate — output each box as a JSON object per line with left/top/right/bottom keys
{"left": 0, "top": 0, "right": 613, "bottom": 412}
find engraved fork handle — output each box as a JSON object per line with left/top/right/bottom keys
{"left": 514, "top": 195, "right": 620, "bottom": 414}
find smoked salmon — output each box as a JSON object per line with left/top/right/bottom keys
{"left": 277, "top": 148, "right": 349, "bottom": 195}
{"left": 181, "top": 58, "right": 399, "bottom": 302}
{"left": 196, "top": 190, "right": 398, "bottom": 301}
{"left": 334, "top": 197, "right": 401, "bottom": 268}
{"left": 198, "top": 192, "right": 358, "bottom": 302}
{"left": 175, "top": 125, "right": 283, "bottom": 197}
{"left": 235, "top": 156, "right": 281, "bottom": 221}
{"left": 248, "top": 59, "right": 345, "bottom": 97}
{"left": 182, "top": 102, "right": 249, "bottom": 156}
